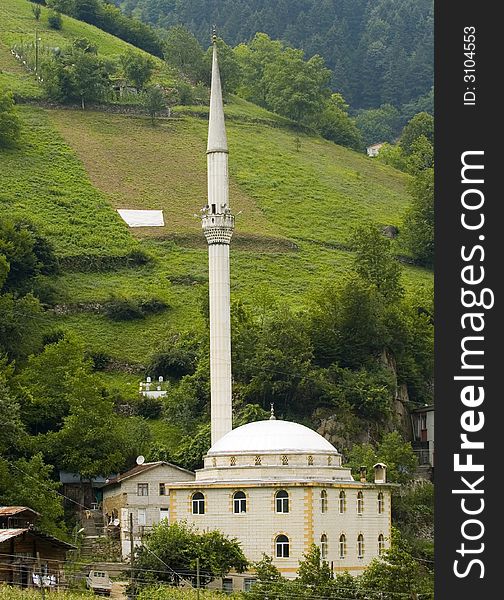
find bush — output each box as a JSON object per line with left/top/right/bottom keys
{"left": 88, "top": 350, "right": 112, "bottom": 371}
{"left": 136, "top": 395, "right": 163, "bottom": 419}
{"left": 0, "top": 91, "right": 21, "bottom": 148}
{"left": 103, "top": 296, "right": 169, "bottom": 321}
{"left": 47, "top": 10, "right": 63, "bottom": 30}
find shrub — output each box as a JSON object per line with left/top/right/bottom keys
{"left": 88, "top": 350, "right": 112, "bottom": 371}
{"left": 47, "top": 10, "right": 63, "bottom": 30}
{"left": 104, "top": 296, "right": 144, "bottom": 321}
{"left": 136, "top": 395, "right": 163, "bottom": 419}
{"left": 0, "top": 91, "right": 21, "bottom": 148}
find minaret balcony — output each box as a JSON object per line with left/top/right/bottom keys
{"left": 202, "top": 212, "right": 235, "bottom": 245}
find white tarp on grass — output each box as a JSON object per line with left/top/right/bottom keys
{"left": 117, "top": 209, "right": 165, "bottom": 227}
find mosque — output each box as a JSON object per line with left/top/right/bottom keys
{"left": 103, "top": 36, "right": 392, "bottom": 583}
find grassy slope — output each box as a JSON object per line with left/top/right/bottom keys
{"left": 0, "top": 0, "right": 432, "bottom": 370}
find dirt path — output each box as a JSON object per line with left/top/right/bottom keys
{"left": 110, "top": 581, "right": 128, "bottom": 599}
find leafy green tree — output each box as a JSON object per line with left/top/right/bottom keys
{"left": 297, "top": 544, "right": 332, "bottom": 591}
{"left": 264, "top": 50, "right": 331, "bottom": 122}
{"left": 345, "top": 431, "right": 418, "bottom": 484}
{"left": 143, "top": 85, "right": 166, "bottom": 124}
{"left": 402, "top": 168, "right": 434, "bottom": 266}
{"left": 120, "top": 49, "right": 155, "bottom": 90}
{"left": 203, "top": 37, "right": 242, "bottom": 94}
{"left": 0, "top": 90, "right": 21, "bottom": 148}
{"left": 0, "top": 453, "right": 66, "bottom": 538}
{"left": 315, "top": 93, "right": 363, "bottom": 150}
{"left": 0, "top": 358, "right": 26, "bottom": 456}
{"left": 400, "top": 112, "right": 434, "bottom": 155}
{"left": 171, "top": 423, "right": 210, "bottom": 471}
{"left": 359, "top": 528, "right": 434, "bottom": 599}
{"left": 356, "top": 103, "right": 401, "bottom": 146}
{"left": 32, "top": 4, "right": 41, "bottom": 20}
{"left": 47, "top": 10, "right": 63, "bottom": 30}
{"left": 245, "top": 554, "right": 285, "bottom": 599}
{"left": 351, "top": 224, "right": 403, "bottom": 302}
{"left": 405, "top": 134, "right": 434, "bottom": 174}
{"left": 163, "top": 25, "right": 205, "bottom": 81}
{"left": 0, "top": 293, "right": 45, "bottom": 361}
{"left": 376, "top": 142, "right": 408, "bottom": 171}
{"left": 133, "top": 521, "right": 247, "bottom": 587}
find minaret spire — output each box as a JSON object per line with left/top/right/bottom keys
{"left": 202, "top": 35, "right": 235, "bottom": 446}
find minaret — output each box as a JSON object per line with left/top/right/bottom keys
{"left": 202, "top": 33, "right": 235, "bottom": 446}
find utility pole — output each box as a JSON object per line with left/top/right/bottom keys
{"left": 129, "top": 513, "right": 134, "bottom": 596}
{"left": 196, "top": 557, "right": 200, "bottom": 600}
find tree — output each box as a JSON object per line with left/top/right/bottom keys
{"left": 47, "top": 10, "right": 63, "bottom": 30}
{"left": 0, "top": 359, "right": 26, "bottom": 456}
{"left": 402, "top": 168, "right": 434, "bottom": 266}
{"left": 351, "top": 224, "right": 403, "bottom": 302}
{"left": 203, "top": 37, "right": 242, "bottom": 94}
{"left": 0, "top": 293, "right": 45, "bottom": 361}
{"left": 315, "top": 93, "right": 363, "bottom": 150}
{"left": 356, "top": 103, "right": 401, "bottom": 146}
{"left": 345, "top": 431, "right": 418, "bottom": 484}
{"left": 359, "top": 528, "right": 434, "bottom": 599}
{"left": 133, "top": 521, "right": 247, "bottom": 587}
{"left": 297, "top": 545, "right": 332, "bottom": 591}
{"left": 143, "top": 86, "right": 166, "bottom": 124}
{"left": 0, "top": 90, "right": 21, "bottom": 148}
{"left": 400, "top": 112, "right": 434, "bottom": 156}
{"left": 32, "top": 4, "right": 41, "bottom": 20}
{"left": 120, "top": 49, "right": 155, "bottom": 90}
{"left": 163, "top": 25, "right": 205, "bottom": 81}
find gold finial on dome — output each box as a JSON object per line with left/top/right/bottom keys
{"left": 269, "top": 403, "right": 276, "bottom": 420}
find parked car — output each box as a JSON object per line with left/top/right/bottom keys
{"left": 86, "top": 570, "right": 112, "bottom": 596}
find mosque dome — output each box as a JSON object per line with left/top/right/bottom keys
{"left": 207, "top": 419, "right": 339, "bottom": 456}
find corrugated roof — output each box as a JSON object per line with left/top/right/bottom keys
{"left": 0, "top": 529, "right": 28, "bottom": 543}
{"left": 0, "top": 528, "right": 76, "bottom": 550}
{"left": 0, "top": 506, "right": 41, "bottom": 517}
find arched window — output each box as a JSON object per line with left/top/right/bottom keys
{"left": 320, "top": 534, "right": 328, "bottom": 560}
{"left": 275, "top": 490, "right": 289, "bottom": 513}
{"left": 192, "top": 492, "right": 205, "bottom": 515}
{"left": 378, "top": 534, "right": 385, "bottom": 555}
{"left": 378, "top": 492, "right": 385, "bottom": 514}
{"left": 275, "top": 535, "right": 289, "bottom": 558}
{"left": 339, "top": 491, "right": 346, "bottom": 514}
{"left": 339, "top": 534, "right": 346, "bottom": 559}
{"left": 320, "top": 490, "right": 328, "bottom": 513}
{"left": 357, "top": 491, "right": 364, "bottom": 514}
{"left": 357, "top": 534, "right": 365, "bottom": 558}
{"left": 233, "top": 491, "right": 247, "bottom": 514}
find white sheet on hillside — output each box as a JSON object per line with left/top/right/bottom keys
{"left": 117, "top": 209, "right": 164, "bottom": 227}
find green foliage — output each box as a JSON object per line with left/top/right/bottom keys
{"left": 0, "top": 359, "right": 26, "bottom": 456}
{"left": 400, "top": 112, "right": 434, "bottom": 156}
{"left": 163, "top": 25, "right": 205, "bottom": 82}
{"left": 32, "top": 3, "right": 41, "bottom": 20}
{"left": 47, "top": 9, "right": 63, "bottom": 30}
{"left": 120, "top": 48, "right": 155, "bottom": 89}
{"left": 345, "top": 431, "right": 418, "bottom": 484}
{"left": 132, "top": 520, "right": 248, "bottom": 588}
{"left": 103, "top": 294, "right": 168, "bottom": 321}
{"left": 204, "top": 38, "right": 242, "bottom": 94}
{"left": 393, "top": 480, "right": 434, "bottom": 545}
{"left": 142, "top": 85, "right": 166, "bottom": 124}
{"left": 315, "top": 93, "right": 363, "bottom": 151}
{"left": 0, "top": 292, "right": 46, "bottom": 361}
{"left": 0, "top": 453, "right": 66, "bottom": 538}
{"left": 402, "top": 168, "right": 434, "bottom": 266}
{"left": 351, "top": 224, "right": 403, "bottom": 302}
{"left": 356, "top": 103, "right": 401, "bottom": 145}
{"left": 0, "top": 90, "right": 21, "bottom": 148}
{"left": 42, "top": 41, "right": 110, "bottom": 107}
{"left": 359, "top": 528, "right": 434, "bottom": 599}
{"left": 146, "top": 332, "right": 200, "bottom": 379}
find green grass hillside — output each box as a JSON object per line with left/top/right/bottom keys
{"left": 0, "top": 0, "right": 432, "bottom": 374}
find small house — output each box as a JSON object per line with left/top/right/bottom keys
{"left": 366, "top": 142, "right": 385, "bottom": 157}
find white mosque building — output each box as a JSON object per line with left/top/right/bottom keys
{"left": 103, "top": 36, "right": 392, "bottom": 584}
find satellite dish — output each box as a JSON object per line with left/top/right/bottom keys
{"left": 113, "top": 518, "right": 120, "bottom": 527}
{"left": 136, "top": 455, "right": 145, "bottom": 466}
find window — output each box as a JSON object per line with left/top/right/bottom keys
{"left": 159, "top": 483, "right": 166, "bottom": 496}
{"left": 357, "top": 534, "right": 365, "bottom": 558}
{"left": 255, "top": 455, "right": 262, "bottom": 466}
{"left": 230, "top": 456, "right": 236, "bottom": 466}
{"left": 222, "top": 578, "right": 233, "bottom": 593}
{"left": 320, "top": 534, "right": 328, "bottom": 560}
{"left": 308, "top": 455, "right": 314, "bottom": 466}
{"left": 275, "top": 535, "right": 289, "bottom": 558}
{"left": 378, "top": 492, "right": 384, "bottom": 514}
{"left": 138, "top": 508, "right": 146, "bottom": 526}
{"left": 281, "top": 455, "right": 289, "bottom": 465}
{"left": 320, "top": 490, "right": 328, "bottom": 513}
{"left": 275, "top": 490, "right": 289, "bottom": 513}
{"left": 339, "top": 534, "right": 346, "bottom": 559}
{"left": 192, "top": 492, "right": 205, "bottom": 514}
{"left": 137, "top": 483, "right": 148, "bottom": 496}
{"left": 357, "top": 491, "right": 364, "bottom": 514}
{"left": 378, "top": 534, "right": 385, "bottom": 555}
{"left": 159, "top": 508, "right": 169, "bottom": 522}
{"left": 327, "top": 456, "right": 333, "bottom": 466}
{"left": 244, "top": 578, "right": 256, "bottom": 592}
{"left": 233, "top": 491, "right": 247, "bottom": 514}
{"left": 339, "top": 491, "right": 346, "bottom": 513}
